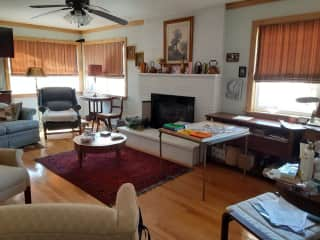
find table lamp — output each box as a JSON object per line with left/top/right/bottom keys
{"left": 26, "top": 67, "right": 46, "bottom": 91}
{"left": 87, "top": 64, "right": 102, "bottom": 97}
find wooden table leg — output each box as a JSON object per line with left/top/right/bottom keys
{"left": 116, "top": 149, "right": 121, "bottom": 161}
{"left": 78, "top": 150, "right": 83, "bottom": 168}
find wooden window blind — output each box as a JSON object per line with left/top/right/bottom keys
{"left": 84, "top": 41, "right": 125, "bottom": 77}
{"left": 254, "top": 18, "right": 320, "bottom": 82}
{"left": 11, "top": 39, "right": 79, "bottom": 76}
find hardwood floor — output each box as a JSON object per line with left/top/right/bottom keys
{"left": 7, "top": 133, "right": 275, "bottom": 240}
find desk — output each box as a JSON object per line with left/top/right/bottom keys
{"left": 80, "top": 95, "right": 113, "bottom": 127}
{"left": 206, "top": 112, "right": 302, "bottom": 160}
{"left": 159, "top": 121, "right": 250, "bottom": 200}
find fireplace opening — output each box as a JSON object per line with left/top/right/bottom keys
{"left": 150, "top": 93, "right": 195, "bottom": 128}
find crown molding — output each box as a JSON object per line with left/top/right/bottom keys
{"left": 0, "top": 20, "right": 80, "bottom": 34}
{"left": 226, "top": 0, "right": 281, "bottom": 10}
{"left": 0, "top": 19, "right": 145, "bottom": 35}
{"left": 80, "top": 20, "right": 144, "bottom": 34}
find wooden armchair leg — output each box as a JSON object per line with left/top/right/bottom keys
{"left": 44, "top": 127, "right": 48, "bottom": 140}
{"left": 24, "top": 186, "right": 32, "bottom": 204}
{"left": 96, "top": 119, "right": 100, "bottom": 132}
{"left": 108, "top": 118, "right": 112, "bottom": 131}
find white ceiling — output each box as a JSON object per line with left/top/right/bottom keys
{"left": 0, "top": 0, "right": 239, "bottom": 30}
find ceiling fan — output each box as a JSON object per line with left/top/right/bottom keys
{"left": 30, "top": 0, "right": 128, "bottom": 27}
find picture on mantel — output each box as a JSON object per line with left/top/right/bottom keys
{"left": 164, "top": 17, "right": 194, "bottom": 64}
{"left": 225, "top": 79, "right": 244, "bottom": 101}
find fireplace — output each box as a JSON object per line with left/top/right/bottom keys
{"left": 150, "top": 93, "right": 195, "bottom": 128}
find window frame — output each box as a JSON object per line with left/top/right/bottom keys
{"left": 246, "top": 11, "right": 320, "bottom": 120}
{"left": 83, "top": 37, "right": 128, "bottom": 98}
{"left": 4, "top": 36, "right": 83, "bottom": 97}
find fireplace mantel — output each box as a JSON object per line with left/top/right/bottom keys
{"left": 138, "top": 73, "right": 221, "bottom": 78}
{"left": 138, "top": 73, "right": 222, "bottom": 121}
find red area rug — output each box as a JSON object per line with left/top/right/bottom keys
{"left": 36, "top": 147, "right": 190, "bottom": 205}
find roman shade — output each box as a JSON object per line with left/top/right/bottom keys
{"left": 254, "top": 18, "right": 320, "bottom": 83}
{"left": 11, "top": 39, "right": 79, "bottom": 76}
{"left": 84, "top": 40, "right": 125, "bottom": 77}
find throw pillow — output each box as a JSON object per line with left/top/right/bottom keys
{"left": 0, "top": 102, "right": 8, "bottom": 109}
{"left": 0, "top": 102, "right": 22, "bottom": 121}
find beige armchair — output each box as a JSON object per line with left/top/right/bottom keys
{"left": 0, "top": 183, "right": 139, "bottom": 240}
{"left": 0, "top": 148, "right": 31, "bottom": 204}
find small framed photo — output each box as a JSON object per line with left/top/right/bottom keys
{"left": 135, "top": 52, "right": 144, "bottom": 67}
{"left": 226, "top": 53, "right": 240, "bottom": 62}
{"left": 127, "top": 46, "right": 136, "bottom": 60}
{"left": 239, "top": 66, "right": 247, "bottom": 78}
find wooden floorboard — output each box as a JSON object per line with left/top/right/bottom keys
{"left": 5, "top": 133, "right": 275, "bottom": 240}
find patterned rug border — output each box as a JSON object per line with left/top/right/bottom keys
{"left": 35, "top": 148, "right": 192, "bottom": 205}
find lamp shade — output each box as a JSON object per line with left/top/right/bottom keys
{"left": 88, "top": 64, "right": 102, "bottom": 76}
{"left": 26, "top": 67, "right": 46, "bottom": 77}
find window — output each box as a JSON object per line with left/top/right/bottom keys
{"left": 83, "top": 39, "right": 127, "bottom": 97}
{"left": 247, "top": 13, "right": 320, "bottom": 117}
{"left": 9, "top": 38, "right": 80, "bottom": 95}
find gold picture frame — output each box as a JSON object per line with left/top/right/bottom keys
{"left": 164, "top": 16, "right": 194, "bottom": 64}
{"left": 127, "top": 46, "right": 136, "bottom": 60}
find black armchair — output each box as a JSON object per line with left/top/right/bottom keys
{"left": 38, "top": 87, "right": 82, "bottom": 140}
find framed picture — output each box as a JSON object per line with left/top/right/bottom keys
{"left": 164, "top": 16, "right": 194, "bottom": 64}
{"left": 226, "top": 53, "right": 240, "bottom": 62}
{"left": 127, "top": 46, "right": 136, "bottom": 60}
{"left": 135, "top": 52, "right": 144, "bottom": 67}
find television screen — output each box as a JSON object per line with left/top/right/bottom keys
{"left": 0, "top": 27, "right": 14, "bottom": 58}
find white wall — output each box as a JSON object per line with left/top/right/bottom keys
{"left": 83, "top": 5, "right": 226, "bottom": 118}
{"left": 222, "top": 0, "right": 320, "bottom": 114}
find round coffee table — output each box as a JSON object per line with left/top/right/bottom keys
{"left": 73, "top": 132, "right": 127, "bottom": 168}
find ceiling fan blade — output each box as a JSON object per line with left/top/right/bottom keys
{"left": 29, "top": 4, "right": 68, "bottom": 8}
{"left": 87, "top": 4, "right": 111, "bottom": 13}
{"left": 31, "top": 8, "right": 72, "bottom": 19}
{"left": 87, "top": 8, "right": 128, "bottom": 25}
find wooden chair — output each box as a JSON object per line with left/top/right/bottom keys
{"left": 96, "top": 97, "right": 124, "bottom": 131}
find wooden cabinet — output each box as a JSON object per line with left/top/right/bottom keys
{"left": 0, "top": 90, "right": 11, "bottom": 104}
{"left": 206, "top": 112, "right": 301, "bottom": 160}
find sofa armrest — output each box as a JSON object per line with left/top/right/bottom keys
{"left": 116, "top": 183, "right": 139, "bottom": 232}
{"left": 38, "top": 106, "right": 47, "bottom": 114}
{"left": 20, "top": 107, "right": 36, "bottom": 120}
{"left": 73, "top": 104, "right": 81, "bottom": 112}
{"left": 0, "top": 183, "right": 139, "bottom": 239}
{"left": 0, "top": 148, "right": 24, "bottom": 167}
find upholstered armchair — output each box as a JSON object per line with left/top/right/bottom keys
{"left": 38, "top": 87, "right": 82, "bottom": 140}
{"left": 0, "top": 148, "right": 31, "bottom": 204}
{"left": 0, "top": 183, "right": 138, "bottom": 240}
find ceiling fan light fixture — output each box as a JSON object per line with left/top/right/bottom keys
{"left": 64, "top": 10, "right": 92, "bottom": 27}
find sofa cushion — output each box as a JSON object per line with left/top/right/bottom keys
{"left": 0, "top": 126, "right": 6, "bottom": 136}
{"left": 0, "top": 120, "right": 39, "bottom": 134}
{"left": 46, "top": 101, "right": 73, "bottom": 111}
{"left": 42, "top": 109, "right": 78, "bottom": 122}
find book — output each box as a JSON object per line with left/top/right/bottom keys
{"left": 278, "top": 163, "right": 299, "bottom": 180}
{"left": 163, "top": 123, "right": 185, "bottom": 131}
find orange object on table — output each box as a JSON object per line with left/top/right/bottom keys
{"left": 189, "top": 131, "right": 212, "bottom": 138}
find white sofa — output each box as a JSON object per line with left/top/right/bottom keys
{"left": 0, "top": 183, "right": 139, "bottom": 240}
{"left": 118, "top": 127, "right": 199, "bottom": 167}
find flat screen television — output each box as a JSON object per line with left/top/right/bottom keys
{"left": 0, "top": 27, "right": 14, "bottom": 58}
